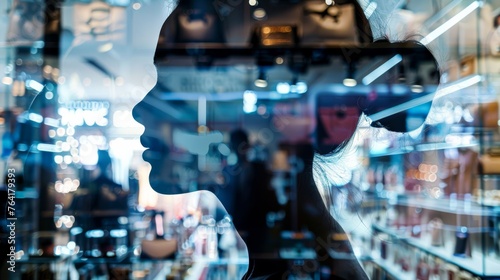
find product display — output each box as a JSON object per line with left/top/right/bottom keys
{"left": 416, "top": 254, "right": 431, "bottom": 280}
{"left": 429, "top": 218, "right": 444, "bottom": 247}
{"left": 453, "top": 227, "right": 470, "bottom": 258}
{"left": 2, "top": 0, "right": 500, "bottom": 279}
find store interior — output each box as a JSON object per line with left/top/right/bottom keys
{"left": 1, "top": 0, "right": 500, "bottom": 279}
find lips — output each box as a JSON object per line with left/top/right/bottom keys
{"left": 140, "top": 134, "right": 169, "bottom": 162}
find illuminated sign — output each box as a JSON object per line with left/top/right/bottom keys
{"left": 58, "top": 100, "right": 110, "bottom": 127}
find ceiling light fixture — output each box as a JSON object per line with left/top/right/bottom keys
{"left": 343, "top": 78, "right": 357, "bottom": 87}
{"left": 343, "top": 62, "right": 357, "bottom": 87}
{"left": 254, "top": 71, "right": 268, "bottom": 88}
{"left": 397, "top": 64, "right": 406, "bottom": 83}
{"left": 253, "top": 8, "right": 266, "bottom": 20}
{"left": 411, "top": 76, "right": 424, "bottom": 93}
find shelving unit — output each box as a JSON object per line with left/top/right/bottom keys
{"left": 354, "top": 1, "right": 500, "bottom": 278}
{"left": 372, "top": 223, "right": 500, "bottom": 278}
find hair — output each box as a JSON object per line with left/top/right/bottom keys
{"left": 311, "top": 3, "right": 442, "bottom": 221}
{"left": 312, "top": 114, "right": 369, "bottom": 207}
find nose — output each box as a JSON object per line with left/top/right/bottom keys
{"left": 132, "top": 85, "right": 157, "bottom": 130}
{"left": 131, "top": 99, "right": 144, "bottom": 127}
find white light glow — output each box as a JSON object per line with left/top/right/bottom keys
{"left": 54, "top": 155, "right": 63, "bottom": 164}
{"left": 420, "top": 1, "right": 481, "bottom": 46}
{"left": 244, "top": 104, "right": 257, "bottom": 113}
{"left": 2, "top": 77, "right": 13, "bottom": 85}
{"left": 411, "top": 84, "right": 424, "bottom": 93}
{"left": 253, "top": 8, "right": 266, "bottom": 20}
{"left": 132, "top": 2, "right": 142, "bottom": 10}
{"left": 37, "top": 143, "right": 59, "bottom": 152}
{"left": 26, "top": 79, "right": 44, "bottom": 92}
{"left": 434, "top": 74, "right": 482, "bottom": 99}
{"left": 28, "top": 113, "right": 43, "bottom": 123}
{"left": 369, "top": 75, "right": 482, "bottom": 122}
{"left": 254, "top": 78, "right": 267, "bottom": 88}
{"left": 110, "top": 229, "right": 128, "bottom": 238}
{"left": 362, "top": 54, "right": 402, "bottom": 85}
{"left": 295, "top": 82, "right": 308, "bottom": 94}
{"left": 277, "top": 82, "right": 290, "bottom": 94}
{"left": 343, "top": 78, "right": 357, "bottom": 87}
{"left": 98, "top": 43, "right": 113, "bottom": 53}
{"left": 57, "top": 127, "right": 65, "bottom": 137}
{"left": 243, "top": 90, "right": 258, "bottom": 113}
{"left": 45, "top": 91, "right": 54, "bottom": 100}
{"left": 86, "top": 230, "right": 104, "bottom": 238}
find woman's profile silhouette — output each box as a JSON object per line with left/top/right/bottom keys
{"left": 132, "top": 0, "right": 441, "bottom": 279}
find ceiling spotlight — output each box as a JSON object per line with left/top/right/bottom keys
{"left": 343, "top": 62, "right": 357, "bottom": 87}
{"left": 397, "top": 64, "right": 406, "bottom": 83}
{"left": 411, "top": 84, "right": 424, "bottom": 93}
{"left": 343, "top": 78, "right": 357, "bottom": 87}
{"left": 411, "top": 77, "right": 424, "bottom": 93}
{"left": 254, "top": 71, "right": 268, "bottom": 88}
{"left": 253, "top": 8, "right": 266, "bottom": 20}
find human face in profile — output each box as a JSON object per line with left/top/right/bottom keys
{"left": 131, "top": 1, "right": 441, "bottom": 279}
{"left": 132, "top": 0, "right": 439, "bottom": 195}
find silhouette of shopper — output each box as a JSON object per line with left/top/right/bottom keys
{"left": 132, "top": 0, "right": 440, "bottom": 279}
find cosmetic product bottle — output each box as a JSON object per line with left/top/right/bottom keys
{"left": 453, "top": 226, "right": 469, "bottom": 258}
{"left": 429, "top": 218, "right": 444, "bottom": 247}
{"left": 416, "top": 254, "right": 430, "bottom": 280}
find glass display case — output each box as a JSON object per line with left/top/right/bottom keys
{"left": 340, "top": 0, "right": 500, "bottom": 279}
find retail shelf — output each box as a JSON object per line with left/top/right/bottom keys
{"left": 395, "top": 196, "right": 499, "bottom": 216}
{"left": 369, "top": 142, "right": 478, "bottom": 157}
{"left": 368, "top": 257, "right": 414, "bottom": 280}
{"left": 153, "top": 258, "right": 249, "bottom": 280}
{"left": 372, "top": 224, "right": 500, "bottom": 277}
